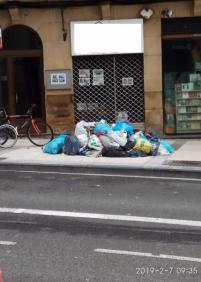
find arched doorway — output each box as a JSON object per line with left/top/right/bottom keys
{"left": 0, "top": 25, "right": 44, "bottom": 118}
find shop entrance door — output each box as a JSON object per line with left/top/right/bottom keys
{"left": 162, "top": 17, "right": 201, "bottom": 135}
{"left": 0, "top": 52, "right": 43, "bottom": 116}
{"left": 72, "top": 54, "right": 144, "bottom": 125}
{"left": 0, "top": 25, "right": 44, "bottom": 119}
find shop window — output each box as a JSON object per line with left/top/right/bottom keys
{"left": 163, "top": 38, "right": 201, "bottom": 134}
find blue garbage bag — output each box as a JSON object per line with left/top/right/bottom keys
{"left": 93, "top": 121, "right": 112, "bottom": 134}
{"left": 43, "top": 134, "right": 68, "bottom": 154}
{"left": 112, "top": 121, "right": 134, "bottom": 137}
{"left": 160, "top": 140, "right": 174, "bottom": 153}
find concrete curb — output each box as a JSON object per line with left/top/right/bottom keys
{"left": 1, "top": 161, "right": 201, "bottom": 176}
{"left": 1, "top": 138, "right": 201, "bottom": 174}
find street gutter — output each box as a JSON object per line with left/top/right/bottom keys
{"left": 0, "top": 162, "right": 201, "bottom": 179}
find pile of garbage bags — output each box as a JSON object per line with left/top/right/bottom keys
{"left": 43, "top": 120, "right": 174, "bottom": 157}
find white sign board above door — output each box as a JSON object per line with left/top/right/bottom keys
{"left": 70, "top": 19, "right": 144, "bottom": 56}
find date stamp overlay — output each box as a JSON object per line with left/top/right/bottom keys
{"left": 136, "top": 266, "right": 198, "bottom": 276}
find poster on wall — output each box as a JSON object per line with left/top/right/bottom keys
{"left": 93, "top": 69, "right": 104, "bottom": 86}
{"left": 45, "top": 69, "right": 72, "bottom": 90}
{"left": 50, "top": 73, "right": 66, "bottom": 85}
{"left": 122, "top": 77, "right": 134, "bottom": 87}
{"left": 79, "top": 69, "right": 90, "bottom": 86}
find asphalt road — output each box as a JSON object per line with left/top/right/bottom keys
{"left": 1, "top": 222, "right": 201, "bottom": 282}
{"left": 0, "top": 167, "right": 201, "bottom": 221}
{"left": 0, "top": 167, "right": 201, "bottom": 281}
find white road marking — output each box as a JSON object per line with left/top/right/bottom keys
{"left": 0, "top": 241, "right": 16, "bottom": 246}
{"left": 1, "top": 207, "right": 201, "bottom": 227}
{"left": 0, "top": 169, "right": 200, "bottom": 182}
{"left": 94, "top": 249, "right": 201, "bottom": 263}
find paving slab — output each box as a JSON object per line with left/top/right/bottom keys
{"left": 0, "top": 143, "right": 153, "bottom": 168}
{"left": 167, "top": 140, "right": 201, "bottom": 163}
{"left": 0, "top": 138, "right": 201, "bottom": 173}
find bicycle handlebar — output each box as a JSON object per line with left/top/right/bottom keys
{"left": 0, "top": 104, "right": 39, "bottom": 119}
{"left": 26, "top": 104, "right": 38, "bottom": 115}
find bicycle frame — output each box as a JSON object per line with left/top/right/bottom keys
{"left": 0, "top": 106, "right": 54, "bottom": 147}
{"left": 5, "top": 114, "right": 31, "bottom": 133}
{"left": 3, "top": 110, "right": 44, "bottom": 136}
{"left": 31, "top": 119, "right": 41, "bottom": 135}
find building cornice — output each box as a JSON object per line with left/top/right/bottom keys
{"left": 0, "top": 0, "right": 192, "bottom": 9}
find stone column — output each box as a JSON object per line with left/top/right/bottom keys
{"left": 143, "top": 18, "right": 163, "bottom": 134}
{"left": 100, "top": 2, "right": 111, "bottom": 20}
{"left": 194, "top": 0, "right": 201, "bottom": 16}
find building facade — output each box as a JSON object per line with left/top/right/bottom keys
{"left": 0, "top": 0, "right": 201, "bottom": 136}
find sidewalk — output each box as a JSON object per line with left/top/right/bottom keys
{"left": 0, "top": 138, "right": 201, "bottom": 172}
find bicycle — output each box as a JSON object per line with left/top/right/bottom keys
{"left": 0, "top": 105, "right": 54, "bottom": 147}
{"left": 0, "top": 124, "right": 18, "bottom": 148}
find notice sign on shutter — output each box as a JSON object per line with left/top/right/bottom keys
{"left": 0, "top": 27, "right": 2, "bottom": 49}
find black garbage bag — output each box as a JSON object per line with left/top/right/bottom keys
{"left": 122, "top": 141, "right": 135, "bottom": 151}
{"left": 129, "top": 149, "right": 148, "bottom": 157}
{"left": 102, "top": 147, "right": 131, "bottom": 157}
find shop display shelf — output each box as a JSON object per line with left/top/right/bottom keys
{"left": 175, "top": 85, "right": 201, "bottom": 133}
{"left": 177, "top": 112, "right": 201, "bottom": 114}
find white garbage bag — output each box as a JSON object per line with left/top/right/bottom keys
{"left": 107, "top": 131, "right": 127, "bottom": 147}
{"left": 77, "top": 133, "right": 88, "bottom": 147}
{"left": 74, "top": 121, "right": 89, "bottom": 147}
{"left": 129, "top": 131, "right": 144, "bottom": 142}
{"left": 88, "top": 134, "right": 103, "bottom": 151}
{"left": 75, "top": 121, "right": 88, "bottom": 137}
{"left": 99, "top": 135, "right": 120, "bottom": 149}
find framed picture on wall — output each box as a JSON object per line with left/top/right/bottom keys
{"left": 45, "top": 69, "right": 72, "bottom": 90}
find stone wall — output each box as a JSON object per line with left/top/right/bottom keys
{"left": 0, "top": 1, "right": 194, "bottom": 134}
{"left": 142, "top": 1, "right": 193, "bottom": 133}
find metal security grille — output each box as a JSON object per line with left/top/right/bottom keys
{"left": 73, "top": 54, "right": 144, "bottom": 123}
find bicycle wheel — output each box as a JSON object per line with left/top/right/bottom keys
{"left": 0, "top": 124, "right": 18, "bottom": 148}
{"left": 27, "top": 120, "right": 54, "bottom": 146}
